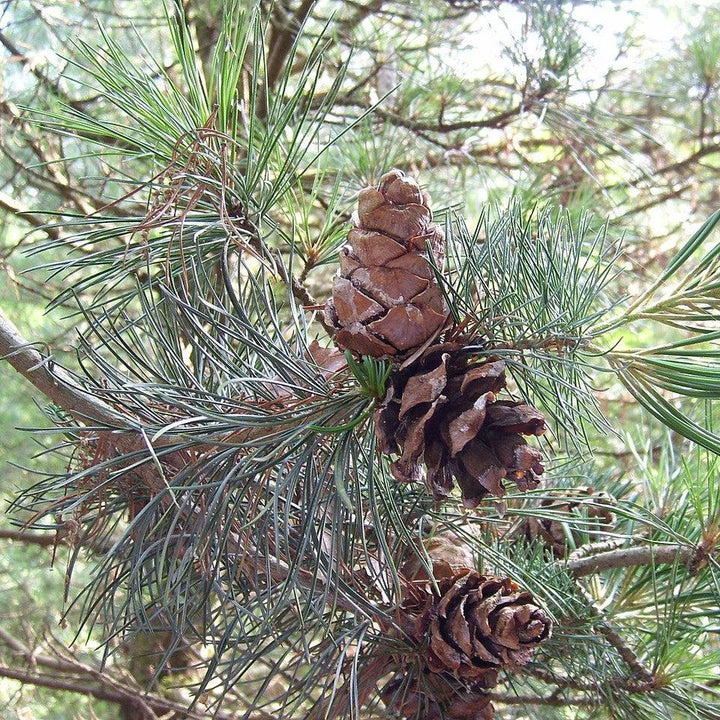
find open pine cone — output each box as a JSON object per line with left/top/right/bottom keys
{"left": 402, "top": 570, "right": 552, "bottom": 686}
{"left": 325, "top": 169, "right": 448, "bottom": 358}
{"left": 376, "top": 344, "right": 546, "bottom": 507}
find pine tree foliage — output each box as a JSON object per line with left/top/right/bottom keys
{"left": 2, "top": 2, "right": 720, "bottom": 719}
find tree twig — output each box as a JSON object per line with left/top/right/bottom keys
{"left": 0, "top": 190, "right": 61, "bottom": 241}
{"left": 0, "top": 627, "right": 240, "bottom": 720}
{"left": 566, "top": 537, "right": 629, "bottom": 561}
{"left": 0, "top": 527, "right": 112, "bottom": 554}
{"left": 0, "top": 29, "right": 88, "bottom": 112}
{"left": 567, "top": 544, "right": 695, "bottom": 577}
{"left": 267, "top": 0, "right": 315, "bottom": 90}
{"left": 0, "top": 666, "right": 159, "bottom": 719}
{"left": 259, "top": 0, "right": 316, "bottom": 116}
{"left": 573, "top": 581, "right": 656, "bottom": 686}
{"left": 0, "top": 307, "right": 131, "bottom": 427}
{"left": 488, "top": 691, "right": 591, "bottom": 707}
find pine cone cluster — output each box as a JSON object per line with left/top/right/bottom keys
{"left": 376, "top": 345, "right": 546, "bottom": 507}
{"left": 403, "top": 570, "right": 552, "bottom": 686}
{"left": 325, "top": 169, "right": 447, "bottom": 358}
{"left": 321, "top": 169, "right": 562, "bottom": 718}
{"left": 325, "top": 169, "right": 547, "bottom": 506}
{"left": 521, "top": 487, "right": 617, "bottom": 557}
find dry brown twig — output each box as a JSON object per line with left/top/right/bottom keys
{"left": 0, "top": 626, "right": 233, "bottom": 720}
{"left": 566, "top": 543, "right": 696, "bottom": 578}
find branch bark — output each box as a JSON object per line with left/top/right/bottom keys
{"left": 567, "top": 543, "right": 695, "bottom": 577}
{"left": 0, "top": 527, "right": 113, "bottom": 554}
{"left": 0, "top": 663, "right": 245, "bottom": 720}
{"left": 266, "top": 0, "right": 316, "bottom": 92}
{"left": 0, "top": 665, "right": 158, "bottom": 718}
{"left": 0, "top": 307, "right": 131, "bottom": 427}
{"left": 257, "top": 0, "right": 316, "bottom": 117}
{"left": 488, "top": 692, "right": 589, "bottom": 707}
{"left": 0, "top": 627, "right": 241, "bottom": 720}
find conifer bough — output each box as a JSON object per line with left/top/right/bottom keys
{"left": 520, "top": 487, "right": 618, "bottom": 558}
{"left": 327, "top": 169, "right": 547, "bottom": 506}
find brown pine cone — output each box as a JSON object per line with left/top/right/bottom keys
{"left": 521, "top": 487, "right": 617, "bottom": 557}
{"left": 381, "top": 675, "right": 494, "bottom": 720}
{"left": 404, "top": 570, "right": 552, "bottom": 684}
{"left": 325, "top": 169, "right": 448, "bottom": 358}
{"left": 401, "top": 528, "right": 476, "bottom": 581}
{"left": 445, "top": 692, "right": 495, "bottom": 720}
{"left": 376, "top": 345, "right": 546, "bottom": 507}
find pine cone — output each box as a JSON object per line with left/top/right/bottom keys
{"left": 325, "top": 169, "right": 448, "bottom": 358}
{"left": 521, "top": 487, "right": 617, "bottom": 557}
{"left": 404, "top": 570, "right": 552, "bottom": 684}
{"left": 401, "top": 528, "right": 476, "bottom": 581}
{"left": 376, "top": 345, "right": 546, "bottom": 507}
{"left": 381, "top": 675, "right": 494, "bottom": 720}
{"left": 444, "top": 692, "right": 495, "bottom": 720}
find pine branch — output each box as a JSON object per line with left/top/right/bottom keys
{"left": 567, "top": 544, "right": 696, "bottom": 577}
{"left": 267, "top": 0, "right": 316, "bottom": 88}
{"left": 0, "top": 29, "right": 89, "bottom": 112}
{"left": 0, "top": 99, "right": 103, "bottom": 216}
{"left": 606, "top": 140, "right": 720, "bottom": 191}
{"left": 525, "top": 667, "right": 655, "bottom": 694}
{"left": 0, "top": 528, "right": 112, "bottom": 554}
{"left": 331, "top": 95, "right": 543, "bottom": 134}
{"left": 0, "top": 528, "right": 64, "bottom": 548}
{"left": 0, "top": 664, "right": 238, "bottom": 720}
{"left": 572, "top": 581, "right": 657, "bottom": 687}
{"left": 488, "top": 692, "right": 590, "bottom": 707}
{"left": 0, "top": 307, "right": 131, "bottom": 427}
{"left": 0, "top": 666, "right": 159, "bottom": 718}
{"left": 594, "top": 624, "right": 655, "bottom": 688}
{"left": 0, "top": 626, "right": 91, "bottom": 676}
{"left": 566, "top": 537, "right": 629, "bottom": 560}
{"left": 260, "top": 0, "right": 316, "bottom": 116}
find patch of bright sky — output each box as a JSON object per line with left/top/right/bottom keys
{"left": 434, "top": 1, "right": 717, "bottom": 215}
{"left": 445, "top": 0, "right": 682, "bottom": 86}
